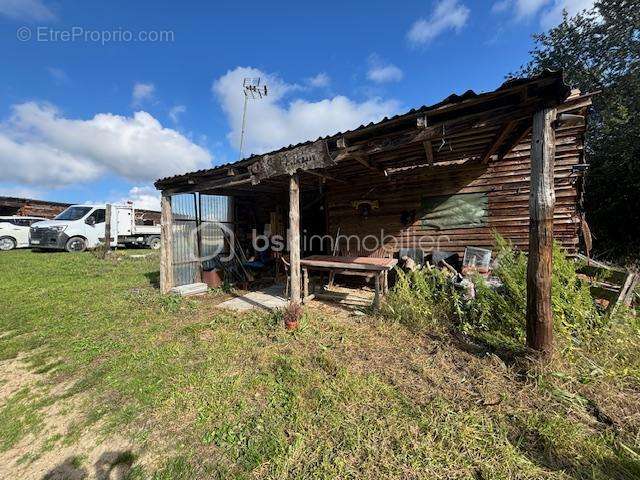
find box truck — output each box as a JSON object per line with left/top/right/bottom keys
{"left": 30, "top": 204, "right": 161, "bottom": 252}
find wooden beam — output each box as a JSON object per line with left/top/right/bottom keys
{"left": 288, "top": 174, "right": 301, "bottom": 304}
{"left": 423, "top": 140, "right": 434, "bottom": 166}
{"left": 160, "top": 194, "right": 174, "bottom": 294}
{"left": 526, "top": 107, "right": 557, "bottom": 356}
{"left": 481, "top": 120, "right": 517, "bottom": 164}
{"left": 164, "top": 174, "right": 252, "bottom": 195}
{"left": 498, "top": 122, "right": 531, "bottom": 160}
{"left": 304, "top": 169, "right": 348, "bottom": 184}
{"left": 104, "top": 203, "right": 112, "bottom": 252}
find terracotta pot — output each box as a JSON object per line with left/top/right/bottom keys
{"left": 203, "top": 269, "right": 223, "bottom": 289}
{"left": 285, "top": 319, "right": 299, "bottom": 330}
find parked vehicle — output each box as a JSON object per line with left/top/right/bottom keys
{"left": 30, "top": 204, "right": 161, "bottom": 252}
{"left": 0, "top": 216, "right": 46, "bottom": 250}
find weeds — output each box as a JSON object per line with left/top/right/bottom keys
{"left": 384, "top": 235, "right": 612, "bottom": 351}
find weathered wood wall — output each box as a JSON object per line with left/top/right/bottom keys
{"left": 326, "top": 120, "right": 585, "bottom": 256}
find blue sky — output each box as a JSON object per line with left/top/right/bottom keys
{"left": 0, "top": 0, "right": 595, "bottom": 210}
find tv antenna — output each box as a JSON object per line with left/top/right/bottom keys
{"left": 238, "top": 77, "right": 268, "bottom": 160}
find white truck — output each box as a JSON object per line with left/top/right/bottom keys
{"left": 0, "top": 216, "right": 47, "bottom": 250}
{"left": 30, "top": 204, "right": 161, "bottom": 252}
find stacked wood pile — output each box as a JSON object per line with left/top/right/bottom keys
{"left": 0, "top": 197, "right": 69, "bottom": 218}
{"left": 0, "top": 196, "right": 161, "bottom": 224}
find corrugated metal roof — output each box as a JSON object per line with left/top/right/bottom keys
{"left": 155, "top": 70, "right": 567, "bottom": 188}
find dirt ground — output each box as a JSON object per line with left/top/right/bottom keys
{"left": 0, "top": 354, "right": 143, "bottom": 480}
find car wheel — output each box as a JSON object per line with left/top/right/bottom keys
{"left": 65, "top": 237, "right": 87, "bottom": 253}
{"left": 148, "top": 236, "right": 161, "bottom": 250}
{"left": 0, "top": 237, "right": 17, "bottom": 251}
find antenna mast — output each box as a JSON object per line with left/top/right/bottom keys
{"left": 238, "top": 77, "right": 268, "bottom": 160}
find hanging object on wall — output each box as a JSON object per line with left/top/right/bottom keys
{"left": 437, "top": 124, "right": 453, "bottom": 153}
{"left": 351, "top": 200, "right": 379, "bottom": 218}
{"left": 400, "top": 210, "right": 416, "bottom": 227}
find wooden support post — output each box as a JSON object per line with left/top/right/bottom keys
{"left": 302, "top": 267, "right": 309, "bottom": 303}
{"left": 104, "top": 203, "right": 112, "bottom": 252}
{"left": 160, "top": 193, "right": 174, "bottom": 294}
{"left": 288, "top": 174, "right": 301, "bottom": 304}
{"left": 423, "top": 141, "right": 434, "bottom": 166}
{"left": 373, "top": 273, "right": 381, "bottom": 310}
{"left": 526, "top": 107, "right": 556, "bottom": 355}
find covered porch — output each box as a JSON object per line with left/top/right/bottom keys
{"left": 154, "top": 71, "right": 591, "bottom": 352}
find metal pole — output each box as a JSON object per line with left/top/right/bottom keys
{"left": 238, "top": 93, "right": 249, "bottom": 160}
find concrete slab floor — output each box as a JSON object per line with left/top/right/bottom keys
{"left": 217, "top": 285, "right": 288, "bottom": 311}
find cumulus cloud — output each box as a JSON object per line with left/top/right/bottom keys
{"left": 307, "top": 73, "right": 331, "bottom": 88}
{"left": 367, "top": 54, "right": 404, "bottom": 83}
{"left": 168, "top": 105, "right": 186, "bottom": 123}
{"left": 132, "top": 82, "right": 155, "bottom": 107}
{"left": 492, "top": 0, "right": 595, "bottom": 28}
{"left": 539, "top": 0, "right": 595, "bottom": 28}
{"left": 212, "top": 66, "right": 400, "bottom": 155}
{"left": 0, "top": 184, "right": 43, "bottom": 199}
{"left": 119, "top": 185, "right": 161, "bottom": 211}
{"left": 0, "top": 102, "right": 212, "bottom": 187}
{"left": 0, "top": 0, "right": 56, "bottom": 22}
{"left": 407, "top": 0, "right": 470, "bottom": 45}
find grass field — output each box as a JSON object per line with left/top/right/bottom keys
{"left": 0, "top": 249, "right": 638, "bottom": 479}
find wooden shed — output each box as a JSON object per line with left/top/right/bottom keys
{"left": 0, "top": 196, "right": 162, "bottom": 225}
{"left": 155, "top": 71, "right": 592, "bottom": 347}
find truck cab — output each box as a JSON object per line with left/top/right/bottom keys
{"left": 30, "top": 204, "right": 160, "bottom": 252}
{"left": 30, "top": 205, "right": 108, "bottom": 252}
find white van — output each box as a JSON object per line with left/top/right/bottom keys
{"left": 30, "top": 204, "right": 161, "bottom": 252}
{"left": 0, "top": 216, "right": 46, "bottom": 250}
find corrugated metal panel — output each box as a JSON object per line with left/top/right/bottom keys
{"left": 200, "top": 195, "right": 231, "bottom": 222}
{"left": 171, "top": 194, "right": 199, "bottom": 286}
{"left": 199, "top": 194, "right": 233, "bottom": 270}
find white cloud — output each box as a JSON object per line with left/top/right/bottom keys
{"left": 491, "top": 0, "right": 511, "bottom": 13}
{"left": 0, "top": 184, "right": 43, "bottom": 199}
{"left": 0, "top": 0, "right": 56, "bottom": 22}
{"left": 47, "top": 67, "right": 70, "bottom": 85}
{"left": 168, "top": 105, "right": 186, "bottom": 123}
{"left": 212, "top": 66, "right": 400, "bottom": 155}
{"left": 132, "top": 83, "right": 155, "bottom": 107}
{"left": 307, "top": 73, "right": 331, "bottom": 88}
{"left": 407, "top": 0, "right": 470, "bottom": 45}
{"left": 540, "top": 0, "right": 595, "bottom": 28}
{"left": 118, "top": 185, "right": 160, "bottom": 211}
{"left": 492, "top": 0, "right": 595, "bottom": 28}
{"left": 367, "top": 54, "right": 404, "bottom": 83}
{"left": 0, "top": 102, "right": 212, "bottom": 187}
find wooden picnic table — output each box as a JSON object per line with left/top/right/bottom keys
{"left": 300, "top": 255, "right": 398, "bottom": 309}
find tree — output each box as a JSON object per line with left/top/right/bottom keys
{"left": 518, "top": 0, "right": 640, "bottom": 260}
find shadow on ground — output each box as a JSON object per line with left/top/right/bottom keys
{"left": 145, "top": 270, "right": 160, "bottom": 289}
{"left": 42, "top": 450, "right": 135, "bottom": 480}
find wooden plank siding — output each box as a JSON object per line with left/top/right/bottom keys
{"left": 325, "top": 121, "right": 585, "bottom": 256}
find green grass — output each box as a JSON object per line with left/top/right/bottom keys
{"left": 0, "top": 249, "right": 639, "bottom": 479}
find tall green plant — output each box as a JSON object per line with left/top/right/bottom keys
{"left": 383, "top": 236, "right": 603, "bottom": 348}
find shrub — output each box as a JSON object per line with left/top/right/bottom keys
{"left": 383, "top": 235, "right": 605, "bottom": 348}
{"left": 382, "top": 266, "right": 463, "bottom": 332}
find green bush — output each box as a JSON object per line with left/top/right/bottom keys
{"left": 382, "top": 266, "right": 462, "bottom": 332}
{"left": 383, "top": 236, "right": 604, "bottom": 349}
